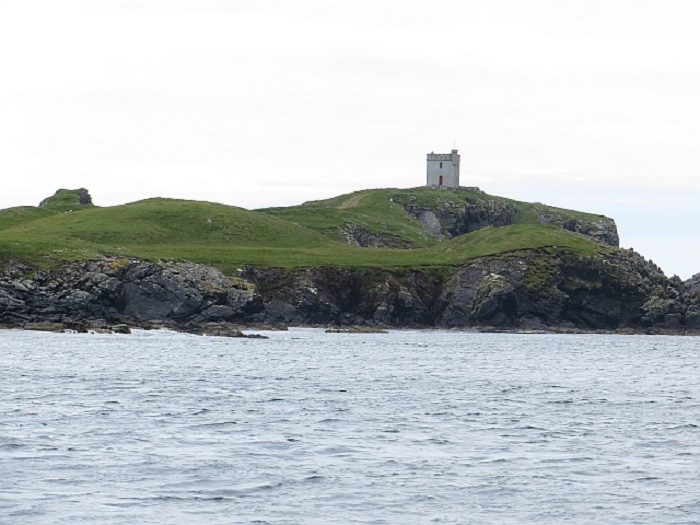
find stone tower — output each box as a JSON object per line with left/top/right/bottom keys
{"left": 426, "top": 149, "right": 460, "bottom": 188}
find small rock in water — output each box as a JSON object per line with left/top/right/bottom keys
{"left": 325, "top": 326, "right": 388, "bottom": 334}
{"left": 178, "top": 322, "right": 269, "bottom": 339}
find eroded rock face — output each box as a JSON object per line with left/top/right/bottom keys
{"left": 0, "top": 259, "right": 263, "bottom": 327}
{"left": 238, "top": 250, "right": 688, "bottom": 331}
{"left": 413, "top": 209, "right": 444, "bottom": 238}
{"left": 333, "top": 192, "right": 619, "bottom": 249}
{"left": 438, "top": 261, "right": 528, "bottom": 328}
{"left": 239, "top": 266, "right": 441, "bottom": 327}
{"left": 437, "top": 249, "right": 683, "bottom": 330}
{"left": 400, "top": 197, "right": 620, "bottom": 247}
{"left": 684, "top": 273, "right": 700, "bottom": 295}
{"left": 341, "top": 223, "right": 414, "bottom": 248}
{"left": 535, "top": 208, "right": 619, "bottom": 247}
{"left": 0, "top": 251, "right": 695, "bottom": 333}
{"left": 682, "top": 274, "right": 700, "bottom": 330}
{"left": 402, "top": 198, "right": 516, "bottom": 239}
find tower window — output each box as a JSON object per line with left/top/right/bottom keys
{"left": 440, "top": 162, "right": 443, "bottom": 169}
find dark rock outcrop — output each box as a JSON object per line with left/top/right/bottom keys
{"left": 402, "top": 197, "right": 517, "bottom": 239}
{"left": 238, "top": 249, "right": 686, "bottom": 332}
{"left": 239, "top": 266, "right": 441, "bottom": 327}
{"left": 437, "top": 249, "right": 683, "bottom": 330}
{"left": 534, "top": 206, "right": 620, "bottom": 247}
{"left": 684, "top": 273, "right": 700, "bottom": 295}
{"left": 1, "top": 251, "right": 696, "bottom": 334}
{"left": 398, "top": 193, "right": 619, "bottom": 247}
{"left": 0, "top": 258, "right": 263, "bottom": 329}
{"left": 178, "top": 322, "right": 269, "bottom": 338}
{"left": 683, "top": 273, "right": 700, "bottom": 330}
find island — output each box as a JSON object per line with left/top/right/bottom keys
{"left": 1, "top": 187, "right": 699, "bottom": 334}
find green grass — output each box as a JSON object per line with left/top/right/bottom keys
{"left": 0, "top": 188, "right": 609, "bottom": 272}
{"left": 80, "top": 226, "right": 603, "bottom": 271}
{"left": 261, "top": 186, "right": 609, "bottom": 245}
{"left": 0, "top": 198, "right": 340, "bottom": 265}
{"left": 434, "top": 224, "right": 606, "bottom": 262}
{"left": 261, "top": 188, "right": 440, "bottom": 246}
{"left": 0, "top": 189, "right": 96, "bottom": 240}
{"left": 0, "top": 206, "right": 58, "bottom": 232}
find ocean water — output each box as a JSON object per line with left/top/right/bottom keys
{"left": 1, "top": 328, "right": 698, "bottom": 525}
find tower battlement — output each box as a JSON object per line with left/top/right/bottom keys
{"left": 426, "top": 149, "right": 460, "bottom": 188}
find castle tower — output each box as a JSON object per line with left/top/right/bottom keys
{"left": 426, "top": 149, "right": 460, "bottom": 188}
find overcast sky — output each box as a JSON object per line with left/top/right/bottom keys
{"left": 1, "top": 1, "right": 699, "bottom": 278}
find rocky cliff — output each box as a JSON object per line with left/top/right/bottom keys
{"left": 2, "top": 251, "right": 697, "bottom": 334}
{"left": 0, "top": 259, "right": 262, "bottom": 329}
{"left": 397, "top": 192, "right": 620, "bottom": 247}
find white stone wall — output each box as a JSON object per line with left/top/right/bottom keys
{"left": 426, "top": 150, "right": 460, "bottom": 188}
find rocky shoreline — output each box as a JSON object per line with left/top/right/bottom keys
{"left": 2, "top": 250, "right": 699, "bottom": 336}
{"left": 3, "top": 321, "right": 698, "bottom": 337}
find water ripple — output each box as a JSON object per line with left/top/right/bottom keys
{"left": 1, "top": 328, "right": 698, "bottom": 524}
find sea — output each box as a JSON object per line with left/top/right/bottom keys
{"left": 1, "top": 328, "right": 698, "bottom": 525}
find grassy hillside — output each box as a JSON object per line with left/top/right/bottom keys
{"left": 0, "top": 187, "right": 610, "bottom": 272}
{"left": 260, "top": 188, "right": 444, "bottom": 246}
{"left": 0, "top": 189, "right": 94, "bottom": 233}
{"left": 260, "top": 186, "right": 609, "bottom": 243}
{"left": 0, "top": 206, "right": 58, "bottom": 232}
{"left": 0, "top": 198, "right": 341, "bottom": 268}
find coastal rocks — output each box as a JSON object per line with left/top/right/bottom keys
{"left": 239, "top": 266, "right": 440, "bottom": 327}
{"left": 117, "top": 261, "right": 261, "bottom": 323}
{"left": 177, "top": 322, "right": 269, "bottom": 338}
{"left": 18, "top": 322, "right": 131, "bottom": 334}
{"left": 684, "top": 273, "right": 700, "bottom": 296}
{"left": 438, "top": 260, "right": 528, "bottom": 328}
{"left": 682, "top": 274, "right": 700, "bottom": 330}
{"left": 1, "top": 251, "right": 697, "bottom": 333}
{"left": 428, "top": 248, "right": 688, "bottom": 331}
{"left": 241, "top": 251, "right": 689, "bottom": 332}
{"left": 0, "top": 259, "right": 263, "bottom": 328}
{"left": 325, "top": 326, "right": 389, "bottom": 333}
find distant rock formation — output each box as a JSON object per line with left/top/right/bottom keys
{"left": 39, "top": 188, "right": 93, "bottom": 209}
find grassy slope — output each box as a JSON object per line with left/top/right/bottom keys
{"left": 261, "top": 186, "right": 608, "bottom": 242}
{"left": 0, "top": 207, "right": 58, "bottom": 232}
{"left": 0, "top": 188, "right": 96, "bottom": 233}
{"left": 261, "top": 188, "right": 440, "bottom": 246}
{"left": 0, "top": 188, "right": 609, "bottom": 272}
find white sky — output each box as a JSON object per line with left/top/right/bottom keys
{"left": 1, "top": 0, "right": 699, "bottom": 278}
